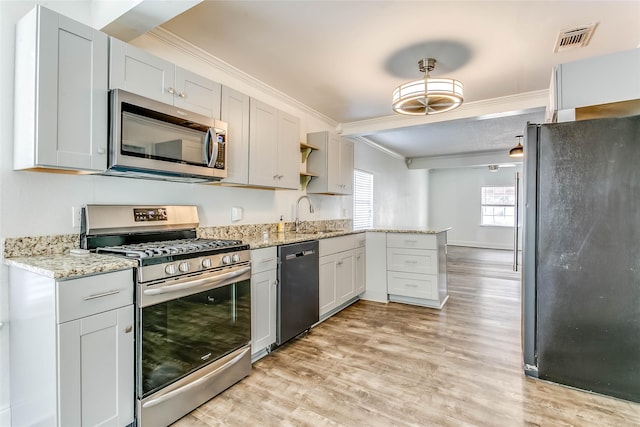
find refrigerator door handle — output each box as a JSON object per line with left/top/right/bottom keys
{"left": 513, "top": 171, "right": 520, "bottom": 271}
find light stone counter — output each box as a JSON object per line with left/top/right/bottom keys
{"left": 4, "top": 254, "right": 137, "bottom": 280}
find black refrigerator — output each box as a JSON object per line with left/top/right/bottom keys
{"left": 521, "top": 114, "right": 640, "bottom": 403}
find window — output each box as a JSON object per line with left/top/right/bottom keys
{"left": 481, "top": 186, "right": 515, "bottom": 226}
{"left": 353, "top": 169, "right": 373, "bottom": 230}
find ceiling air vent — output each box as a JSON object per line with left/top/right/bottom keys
{"left": 553, "top": 23, "right": 598, "bottom": 52}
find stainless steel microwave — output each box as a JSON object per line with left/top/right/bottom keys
{"left": 107, "top": 89, "right": 227, "bottom": 182}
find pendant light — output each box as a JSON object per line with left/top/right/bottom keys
{"left": 509, "top": 135, "right": 524, "bottom": 158}
{"left": 392, "top": 58, "right": 464, "bottom": 115}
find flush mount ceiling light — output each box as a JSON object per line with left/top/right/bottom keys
{"left": 392, "top": 58, "right": 464, "bottom": 115}
{"left": 509, "top": 135, "right": 524, "bottom": 158}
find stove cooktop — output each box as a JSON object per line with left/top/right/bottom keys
{"left": 96, "top": 238, "right": 246, "bottom": 260}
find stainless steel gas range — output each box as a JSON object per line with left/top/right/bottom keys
{"left": 81, "top": 205, "right": 251, "bottom": 427}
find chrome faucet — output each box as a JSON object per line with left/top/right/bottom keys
{"left": 295, "top": 195, "right": 314, "bottom": 232}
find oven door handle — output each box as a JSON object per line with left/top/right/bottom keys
{"left": 143, "top": 266, "right": 251, "bottom": 296}
{"left": 141, "top": 346, "right": 250, "bottom": 409}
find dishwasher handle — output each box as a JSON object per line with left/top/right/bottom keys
{"left": 284, "top": 249, "right": 316, "bottom": 260}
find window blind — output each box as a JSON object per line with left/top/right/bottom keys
{"left": 353, "top": 169, "right": 373, "bottom": 230}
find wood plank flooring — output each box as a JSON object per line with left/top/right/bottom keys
{"left": 172, "top": 246, "right": 640, "bottom": 426}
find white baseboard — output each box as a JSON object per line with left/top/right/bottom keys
{"left": 447, "top": 240, "right": 514, "bottom": 250}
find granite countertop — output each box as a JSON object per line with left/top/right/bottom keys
{"left": 3, "top": 226, "right": 449, "bottom": 279}
{"left": 244, "top": 227, "right": 449, "bottom": 249}
{"left": 368, "top": 226, "right": 451, "bottom": 234}
{"left": 4, "top": 253, "right": 138, "bottom": 280}
{"left": 245, "top": 229, "right": 361, "bottom": 249}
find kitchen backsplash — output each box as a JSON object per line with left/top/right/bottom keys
{"left": 3, "top": 219, "right": 352, "bottom": 258}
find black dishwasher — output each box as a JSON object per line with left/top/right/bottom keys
{"left": 277, "top": 240, "right": 319, "bottom": 345}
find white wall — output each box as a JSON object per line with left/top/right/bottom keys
{"left": 354, "top": 142, "right": 428, "bottom": 228}
{"left": 428, "top": 165, "right": 521, "bottom": 249}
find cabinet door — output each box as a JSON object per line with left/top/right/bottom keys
{"left": 277, "top": 111, "right": 301, "bottom": 189}
{"left": 251, "top": 269, "right": 277, "bottom": 356}
{"left": 319, "top": 254, "right": 338, "bottom": 316}
{"left": 355, "top": 247, "right": 366, "bottom": 295}
{"left": 248, "top": 99, "right": 279, "bottom": 187}
{"left": 109, "top": 37, "right": 175, "bottom": 105}
{"left": 326, "top": 133, "right": 342, "bottom": 193}
{"left": 221, "top": 86, "right": 250, "bottom": 184}
{"left": 32, "top": 7, "right": 108, "bottom": 171}
{"left": 335, "top": 251, "right": 355, "bottom": 302}
{"left": 339, "top": 138, "right": 354, "bottom": 194}
{"left": 174, "top": 67, "right": 221, "bottom": 118}
{"left": 58, "top": 305, "right": 134, "bottom": 427}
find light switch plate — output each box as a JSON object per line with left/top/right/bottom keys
{"left": 231, "top": 206, "right": 243, "bottom": 222}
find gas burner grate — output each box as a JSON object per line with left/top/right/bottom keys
{"left": 97, "top": 238, "right": 244, "bottom": 259}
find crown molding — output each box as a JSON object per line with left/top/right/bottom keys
{"left": 339, "top": 90, "right": 549, "bottom": 136}
{"left": 144, "top": 27, "right": 339, "bottom": 128}
{"left": 347, "top": 135, "right": 405, "bottom": 161}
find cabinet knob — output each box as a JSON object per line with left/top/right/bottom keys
{"left": 178, "top": 91, "right": 186, "bottom": 98}
{"left": 167, "top": 87, "right": 175, "bottom": 94}
{"left": 124, "top": 326, "right": 132, "bottom": 334}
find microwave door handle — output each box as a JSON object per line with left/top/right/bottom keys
{"left": 204, "top": 128, "right": 218, "bottom": 167}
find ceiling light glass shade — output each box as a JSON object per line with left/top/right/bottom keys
{"left": 392, "top": 77, "right": 464, "bottom": 115}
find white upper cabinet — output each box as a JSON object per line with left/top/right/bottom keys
{"left": 549, "top": 48, "right": 640, "bottom": 122}
{"left": 110, "top": 38, "right": 221, "bottom": 118}
{"left": 14, "top": 5, "right": 108, "bottom": 172}
{"left": 306, "top": 131, "right": 354, "bottom": 195}
{"left": 220, "top": 86, "right": 250, "bottom": 185}
{"left": 248, "top": 98, "right": 300, "bottom": 189}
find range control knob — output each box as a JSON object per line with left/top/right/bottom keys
{"left": 221, "top": 255, "right": 232, "bottom": 265}
{"left": 178, "top": 262, "right": 190, "bottom": 273}
{"left": 202, "top": 258, "right": 212, "bottom": 268}
{"left": 165, "top": 264, "right": 177, "bottom": 275}
{"left": 232, "top": 253, "right": 241, "bottom": 263}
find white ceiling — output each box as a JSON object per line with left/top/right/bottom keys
{"left": 159, "top": 1, "right": 640, "bottom": 159}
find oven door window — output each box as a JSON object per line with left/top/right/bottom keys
{"left": 139, "top": 279, "right": 250, "bottom": 397}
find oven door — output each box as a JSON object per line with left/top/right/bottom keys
{"left": 137, "top": 264, "right": 251, "bottom": 399}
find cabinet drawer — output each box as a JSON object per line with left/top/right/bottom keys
{"left": 57, "top": 269, "right": 133, "bottom": 323}
{"left": 354, "top": 233, "right": 366, "bottom": 248}
{"left": 386, "top": 248, "right": 437, "bottom": 274}
{"left": 319, "top": 235, "right": 355, "bottom": 256}
{"left": 387, "top": 271, "right": 438, "bottom": 300}
{"left": 387, "top": 233, "right": 436, "bottom": 250}
{"left": 251, "top": 246, "right": 277, "bottom": 274}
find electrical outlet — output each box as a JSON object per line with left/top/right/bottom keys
{"left": 71, "top": 206, "right": 82, "bottom": 228}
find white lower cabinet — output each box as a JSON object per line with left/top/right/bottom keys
{"left": 9, "top": 268, "right": 134, "bottom": 427}
{"left": 250, "top": 247, "right": 277, "bottom": 360}
{"left": 318, "top": 234, "right": 365, "bottom": 319}
{"left": 58, "top": 306, "right": 134, "bottom": 426}
{"left": 386, "top": 232, "right": 449, "bottom": 309}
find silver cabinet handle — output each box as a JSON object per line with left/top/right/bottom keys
{"left": 404, "top": 283, "right": 418, "bottom": 288}
{"left": 260, "top": 258, "right": 276, "bottom": 264}
{"left": 83, "top": 290, "right": 120, "bottom": 301}
{"left": 404, "top": 240, "right": 418, "bottom": 244}
{"left": 404, "top": 260, "right": 418, "bottom": 264}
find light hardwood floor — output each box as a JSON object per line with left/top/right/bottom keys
{"left": 173, "top": 246, "right": 640, "bottom": 426}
